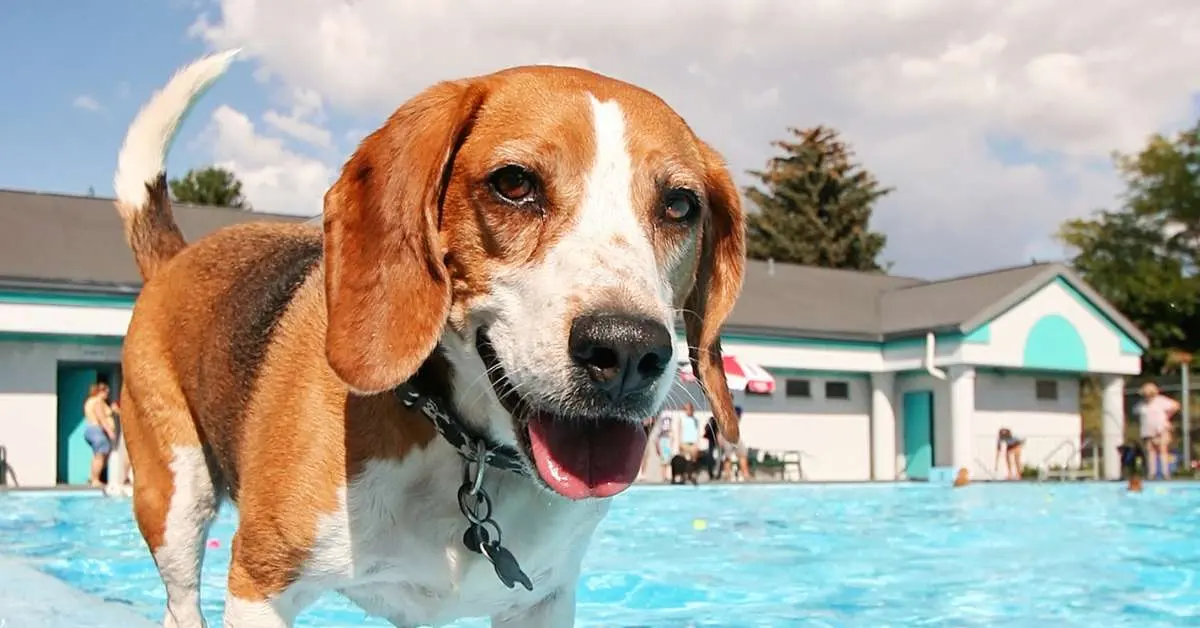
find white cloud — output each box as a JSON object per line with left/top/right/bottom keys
{"left": 262, "top": 86, "right": 333, "bottom": 148}
{"left": 189, "top": 0, "right": 1200, "bottom": 277}
{"left": 201, "top": 105, "right": 333, "bottom": 216}
{"left": 73, "top": 94, "right": 102, "bottom": 112}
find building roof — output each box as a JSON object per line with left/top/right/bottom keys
{"left": 0, "top": 188, "right": 309, "bottom": 293}
{"left": 725, "top": 259, "right": 1149, "bottom": 348}
{"left": 1, "top": 188, "right": 1149, "bottom": 348}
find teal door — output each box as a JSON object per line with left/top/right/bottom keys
{"left": 57, "top": 367, "right": 98, "bottom": 485}
{"left": 903, "top": 390, "right": 934, "bottom": 481}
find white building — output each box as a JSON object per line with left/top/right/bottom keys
{"left": 0, "top": 189, "right": 1146, "bottom": 487}
{"left": 0, "top": 189, "right": 306, "bottom": 488}
{"left": 669, "top": 260, "right": 1146, "bottom": 482}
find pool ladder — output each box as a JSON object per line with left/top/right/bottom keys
{"left": 1037, "top": 438, "right": 1099, "bottom": 482}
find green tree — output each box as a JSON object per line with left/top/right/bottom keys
{"left": 1058, "top": 121, "right": 1200, "bottom": 448}
{"left": 1057, "top": 121, "right": 1200, "bottom": 374}
{"left": 169, "top": 166, "right": 250, "bottom": 209}
{"left": 1057, "top": 209, "right": 1194, "bottom": 371}
{"left": 743, "top": 126, "right": 892, "bottom": 271}
{"left": 1116, "top": 124, "right": 1200, "bottom": 274}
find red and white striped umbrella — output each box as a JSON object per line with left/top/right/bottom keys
{"left": 678, "top": 355, "right": 776, "bottom": 394}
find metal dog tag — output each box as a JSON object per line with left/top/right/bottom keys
{"left": 480, "top": 542, "right": 533, "bottom": 591}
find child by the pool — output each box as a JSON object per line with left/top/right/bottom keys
{"left": 994, "top": 427, "right": 1024, "bottom": 480}
{"left": 656, "top": 413, "right": 674, "bottom": 482}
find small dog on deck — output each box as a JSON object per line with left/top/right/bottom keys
{"left": 112, "top": 50, "right": 746, "bottom": 627}
{"left": 670, "top": 454, "right": 700, "bottom": 485}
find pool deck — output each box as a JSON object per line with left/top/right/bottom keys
{"left": 0, "top": 555, "right": 156, "bottom": 628}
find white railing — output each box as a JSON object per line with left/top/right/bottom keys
{"left": 974, "top": 457, "right": 999, "bottom": 480}
{"left": 1038, "top": 438, "right": 1096, "bottom": 481}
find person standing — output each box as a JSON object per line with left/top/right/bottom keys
{"left": 82, "top": 382, "right": 119, "bottom": 487}
{"left": 673, "top": 402, "right": 703, "bottom": 464}
{"left": 656, "top": 413, "right": 674, "bottom": 482}
{"left": 1134, "top": 382, "right": 1181, "bottom": 480}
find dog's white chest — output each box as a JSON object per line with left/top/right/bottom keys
{"left": 303, "top": 449, "right": 607, "bottom": 626}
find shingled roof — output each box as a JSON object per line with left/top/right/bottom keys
{"left": 1, "top": 189, "right": 1149, "bottom": 348}
{"left": 725, "top": 259, "right": 1149, "bottom": 348}
{"left": 0, "top": 188, "right": 310, "bottom": 292}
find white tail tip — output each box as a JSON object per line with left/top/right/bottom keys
{"left": 113, "top": 48, "right": 241, "bottom": 210}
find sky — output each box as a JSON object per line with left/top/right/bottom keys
{"left": 2, "top": 0, "right": 1199, "bottom": 279}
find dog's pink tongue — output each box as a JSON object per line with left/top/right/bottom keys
{"left": 527, "top": 415, "right": 647, "bottom": 500}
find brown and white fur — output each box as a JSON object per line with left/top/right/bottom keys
{"left": 113, "top": 49, "right": 745, "bottom": 628}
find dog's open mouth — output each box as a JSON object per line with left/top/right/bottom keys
{"left": 476, "top": 330, "right": 647, "bottom": 500}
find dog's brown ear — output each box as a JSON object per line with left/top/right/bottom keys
{"left": 323, "top": 81, "right": 485, "bottom": 394}
{"left": 684, "top": 142, "right": 746, "bottom": 443}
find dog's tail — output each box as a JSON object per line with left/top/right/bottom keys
{"left": 112, "top": 49, "right": 239, "bottom": 281}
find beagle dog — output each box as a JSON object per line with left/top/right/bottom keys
{"left": 112, "top": 50, "right": 744, "bottom": 628}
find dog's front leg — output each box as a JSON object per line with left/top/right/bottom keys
{"left": 491, "top": 586, "right": 576, "bottom": 628}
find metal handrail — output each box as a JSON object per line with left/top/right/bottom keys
{"left": 974, "top": 457, "right": 999, "bottom": 480}
{"left": 1042, "top": 438, "right": 1081, "bottom": 467}
{"left": 1039, "top": 438, "right": 1093, "bottom": 481}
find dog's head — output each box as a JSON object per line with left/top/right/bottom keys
{"left": 323, "top": 66, "right": 745, "bottom": 500}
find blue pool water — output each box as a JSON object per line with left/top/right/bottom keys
{"left": 1, "top": 483, "right": 1198, "bottom": 627}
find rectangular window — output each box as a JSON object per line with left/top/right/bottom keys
{"left": 1035, "top": 379, "right": 1058, "bottom": 401}
{"left": 825, "top": 381, "right": 850, "bottom": 400}
{"left": 785, "top": 379, "right": 811, "bottom": 398}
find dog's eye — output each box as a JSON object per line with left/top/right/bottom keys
{"left": 490, "top": 165, "right": 537, "bottom": 203}
{"left": 663, "top": 189, "right": 698, "bottom": 222}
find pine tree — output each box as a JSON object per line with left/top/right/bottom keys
{"left": 744, "top": 126, "right": 892, "bottom": 271}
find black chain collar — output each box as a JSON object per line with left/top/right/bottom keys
{"left": 394, "top": 380, "right": 529, "bottom": 476}
{"left": 393, "top": 377, "right": 535, "bottom": 591}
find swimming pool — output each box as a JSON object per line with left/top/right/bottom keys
{"left": 1, "top": 483, "right": 1197, "bottom": 627}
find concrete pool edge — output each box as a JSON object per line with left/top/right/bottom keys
{"left": 0, "top": 554, "right": 157, "bottom": 628}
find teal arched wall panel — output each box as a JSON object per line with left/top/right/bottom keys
{"left": 1022, "top": 314, "right": 1088, "bottom": 372}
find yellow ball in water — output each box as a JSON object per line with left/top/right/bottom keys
{"left": 1155, "top": 487, "right": 1168, "bottom": 495}
{"left": 693, "top": 519, "right": 708, "bottom": 531}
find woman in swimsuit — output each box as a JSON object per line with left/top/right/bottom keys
{"left": 83, "top": 382, "right": 118, "bottom": 487}
{"left": 994, "top": 427, "right": 1024, "bottom": 480}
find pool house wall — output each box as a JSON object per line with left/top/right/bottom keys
{"left": 671, "top": 274, "right": 1143, "bottom": 483}
{"left": 0, "top": 270, "right": 1145, "bottom": 488}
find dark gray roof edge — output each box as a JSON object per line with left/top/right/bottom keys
{"left": 957, "top": 263, "right": 1150, "bottom": 349}
{"left": 0, "top": 276, "right": 142, "bottom": 295}
{"left": 743, "top": 258, "right": 927, "bottom": 284}
{"left": 885, "top": 261, "right": 1051, "bottom": 293}
{"left": 0, "top": 187, "right": 318, "bottom": 220}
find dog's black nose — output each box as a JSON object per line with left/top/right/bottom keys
{"left": 569, "top": 313, "right": 673, "bottom": 401}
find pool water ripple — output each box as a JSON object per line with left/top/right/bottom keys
{"left": 2, "top": 483, "right": 1199, "bottom": 626}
